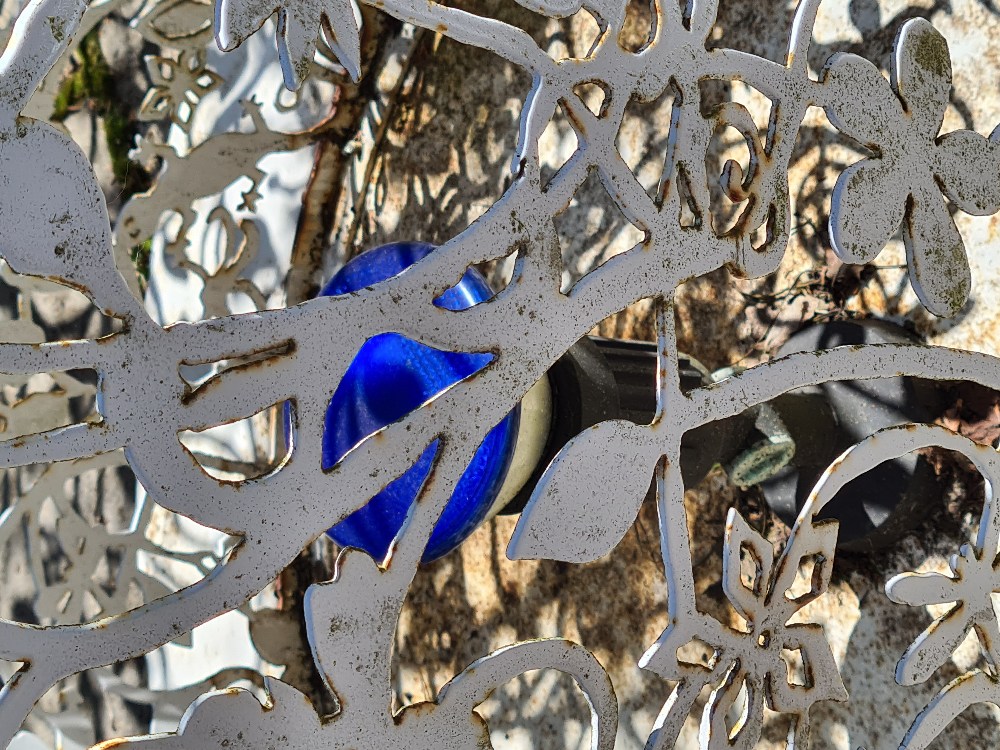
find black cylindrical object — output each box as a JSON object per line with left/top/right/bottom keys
{"left": 502, "top": 321, "right": 950, "bottom": 553}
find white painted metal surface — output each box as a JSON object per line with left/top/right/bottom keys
{"left": 1, "top": 0, "right": 1000, "bottom": 748}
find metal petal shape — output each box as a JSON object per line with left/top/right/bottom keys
{"left": 320, "top": 0, "right": 361, "bottom": 81}
{"left": 902, "top": 671, "right": 1000, "bottom": 750}
{"left": 767, "top": 623, "right": 848, "bottom": 713}
{"left": 935, "top": 130, "right": 1000, "bottom": 216}
{"left": 828, "top": 158, "right": 907, "bottom": 265}
{"left": 886, "top": 571, "right": 960, "bottom": 607}
{"left": 701, "top": 666, "right": 763, "bottom": 750}
{"left": 722, "top": 508, "right": 773, "bottom": 624}
{"left": 896, "top": 602, "right": 974, "bottom": 686}
{"left": 903, "top": 180, "right": 971, "bottom": 318}
{"left": 823, "top": 51, "right": 903, "bottom": 149}
{"left": 276, "top": 5, "right": 322, "bottom": 90}
{"left": 770, "top": 519, "right": 838, "bottom": 611}
{"left": 893, "top": 18, "right": 952, "bottom": 141}
{"left": 214, "top": 0, "right": 274, "bottom": 52}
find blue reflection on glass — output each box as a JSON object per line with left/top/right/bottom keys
{"left": 320, "top": 241, "right": 519, "bottom": 562}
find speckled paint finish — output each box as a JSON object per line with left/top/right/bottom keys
{"left": 3, "top": 0, "right": 1000, "bottom": 748}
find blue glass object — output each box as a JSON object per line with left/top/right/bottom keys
{"left": 320, "top": 241, "right": 520, "bottom": 562}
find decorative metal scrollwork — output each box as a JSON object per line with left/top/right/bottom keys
{"left": 2, "top": 0, "right": 1000, "bottom": 747}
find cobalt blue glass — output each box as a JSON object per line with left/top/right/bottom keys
{"left": 320, "top": 241, "right": 519, "bottom": 562}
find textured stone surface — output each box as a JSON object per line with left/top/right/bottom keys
{"left": 6, "top": 0, "right": 1000, "bottom": 748}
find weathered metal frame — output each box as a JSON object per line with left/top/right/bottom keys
{"left": 1, "top": 0, "right": 1000, "bottom": 747}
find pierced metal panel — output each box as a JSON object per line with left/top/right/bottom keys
{"left": 1, "top": 0, "right": 1000, "bottom": 748}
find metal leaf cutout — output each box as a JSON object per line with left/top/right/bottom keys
{"left": 134, "top": 0, "right": 215, "bottom": 49}
{"left": 508, "top": 420, "right": 659, "bottom": 563}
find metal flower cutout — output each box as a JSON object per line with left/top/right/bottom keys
{"left": 875, "top": 426, "right": 1000, "bottom": 749}
{"left": 140, "top": 50, "right": 222, "bottom": 133}
{"left": 12, "top": 0, "right": 1000, "bottom": 745}
{"left": 823, "top": 18, "right": 1000, "bottom": 318}
{"left": 214, "top": 0, "right": 360, "bottom": 89}
{"left": 710, "top": 510, "right": 848, "bottom": 743}
{"left": 887, "top": 540, "right": 1000, "bottom": 687}
{"left": 642, "top": 507, "right": 847, "bottom": 749}
{"left": 885, "top": 430, "right": 1000, "bottom": 687}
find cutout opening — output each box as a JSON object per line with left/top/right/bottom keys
{"left": 729, "top": 610, "right": 751, "bottom": 635}
{"left": 616, "top": 87, "right": 678, "bottom": 202}
{"left": 555, "top": 170, "right": 646, "bottom": 293}
{"left": 542, "top": 8, "right": 603, "bottom": 62}
{"left": 476, "top": 668, "right": 595, "bottom": 750}
{"left": 784, "top": 553, "right": 825, "bottom": 603}
{"left": 0, "top": 368, "right": 99, "bottom": 440}
{"left": 704, "top": 1, "right": 796, "bottom": 62}
{"left": 573, "top": 81, "right": 610, "bottom": 118}
{"left": 472, "top": 245, "right": 522, "bottom": 303}
{"left": 724, "top": 676, "right": 750, "bottom": 739}
{"left": 676, "top": 637, "right": 719, "bottom": 670}
{"left": 178, "top": 399, "right": 293, "bottom": 482}
{"left": 178, "top": 339, "right": 295, "bottom": 403}
{"left": 322, "top": 333, "right": 520, "bottom": 563}
{"left": 0, "top": 260, "right": 125, "bottom": 340}
{"left": 780, "top": 647, "right": 810, "bottom": 688}
{"left": 0, "top": 662, "right": 27, "bottom": 696}
{"left": 677, "top": 167, "right": 703, "bottom": 229}
{"left": 788, "top": 106, "right": 875, "bottom": 265}
{"left": 618, "top": 0, "right": 656, "bottom": 53}
{"left": 341, "top": 34, "right": 531, "bottom": 247}
{"left": 539, "top": 103, "right": 580, "bottom": 190}
{"left": 749, "top": 209, "right": 773, "bottom": 253}
{"left": 709, "top": 123, "right": 755, "bottom": 235}
{"left": 739, "top": 542, "right": 764, "bottom": 595}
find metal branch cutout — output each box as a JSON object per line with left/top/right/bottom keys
{"left": 0, "top": 0, "right": 999, "bottom": 747}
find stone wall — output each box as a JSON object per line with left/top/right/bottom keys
{"left": 4, "top": 1, "right": 1000, "bottom": 749}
